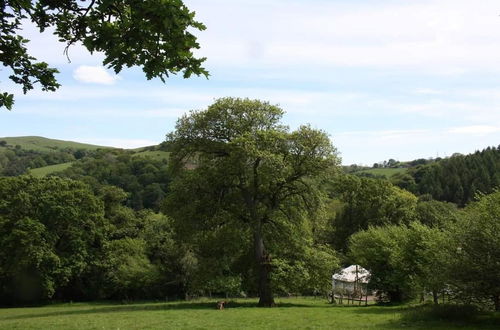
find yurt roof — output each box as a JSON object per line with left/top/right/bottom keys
{"left": 332, "top": 265, "right": 370, "bottom": 283}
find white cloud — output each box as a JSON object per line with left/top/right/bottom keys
{"left": 448, "top": 125, "right": 500, "bottom": 135}
{"left": 73, "top": 66, "right": 120, "bottom": 85}
{"left": 414, "top": 88, "right": 444, "bottom": 95}
{"left": 189, "top": 0, "right": 500, "bottom": 73}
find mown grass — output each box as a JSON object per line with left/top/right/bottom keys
{"left": 29, "top": 162, "right": 74, "bottom": 177}
{"left": 0, "top": 298, "right": 497, "bottom": 329}
{"left": 0, "top": 136, "right": 107, "bottom": 152}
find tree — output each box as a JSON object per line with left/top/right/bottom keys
{"left": 102, "top": 237, "right": 160, "bottom": 300}
{"left": 445, "top": 191, "right": 500, "bottom": 311}
{"left": 329, "top": 175, "right": 417, "bottom": 252}
{"left": 416, "top": 199, "right": 459, "bottom": 228}
{"left": 349, "top": 222, "right": 447, "bottom": 303}
{"left": 1, "top": 0, "right": 208, "bottom": 110}
{"left": 0, "top": 176, "right": 105, "bottom": 304}
{"left": 349, "top": 224, "right": 412, "bottom": 302}
{"left": 164, "top": 97, "right": 339, "bottom": 306}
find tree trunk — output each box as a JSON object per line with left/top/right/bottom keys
{"left": 494, "top": 295, "right": 499, "bottom": 312}
{"left": 254, "top": 230, "right": 275, "bottom": 307}
{"left": 432, "top": 290, "right": 439, "bottom": 304}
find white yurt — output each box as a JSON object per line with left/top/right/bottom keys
{"left": 331, "top": 265, "right": 370, "bottom": 304}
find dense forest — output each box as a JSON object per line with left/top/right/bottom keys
{"left": 399, "top": 147, "right": 500, "bottom": 205}
{"left": 348, "top": 146, "right": 500, "bottom": 206}
{"left": 0, "top": 99, "right": 498, "bottom": 310}
{"left": 54, "top": 150, "right": 170, "bottom": 211}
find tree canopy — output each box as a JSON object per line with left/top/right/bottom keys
{"left": 445, "top": 190, "right": 500, "bottom": 311}
{"left": 329, "top": 174, "right": 418, "bottom": 251}
{"left": 1, "top": 0, "right": 208, "bottom": 110}
{"left": 164, "top": 97, "right": 340, "bottom": 306}
{"left": 0, "top": 176, "right": 105, "bottom": 303}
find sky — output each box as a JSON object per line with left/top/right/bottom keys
{"left": 1, "top": 0, "right": 500, "bottom": 165}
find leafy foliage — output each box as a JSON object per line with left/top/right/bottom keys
{"left": 1, "top": 0, "right": 208, "bottom": 109}
{"left": 55, "top": 150, "right": 170, "bottom": 211}
{"left": 0, "top": 146, "right": 78, "bottom": 176}
{"left": 329, "top": 175, "right": 418, "bottom": 251}
{"left": 349, "top": 222, "right": 448, "bottom": 303}
{"left": 402, "top": 146, "right": 500, "bottom": 205}
{"left": 445, "top": 191, "right": 500, "bottom": 310}
{"left": 0, "top": 176, "right": 105, "bottom": 304}
{"left": 165, "top": 97, "right": 340, "bottom": 306}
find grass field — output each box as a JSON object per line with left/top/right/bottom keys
{"left": 356, "top": 168, "right": 407, "bottom": 178}
{"left": 0, "top": 136, "right": 108, "bottom": 152}
{"left": 0, "top": 298, "right": 497, "bottom": 329}
{"left": 132, "top": 150, "right": 170, "bottom": 161}
{"left": 29, "top": 162, "right": 74, "bottom": 177}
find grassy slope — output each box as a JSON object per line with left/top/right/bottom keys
{"left": 0, "top": 298, "right": 497, "bottom": 330}
{"left": 29, "top": 162, "right": 74, "bottom": 177}
{"left": 0, "top": 136, "right": 108, "bottom": 152}
{"left": 356, "top": 167, "right": 407, "bottom": 177}
{"left": 132, "top": 150, "right": 170, "bottom": 160}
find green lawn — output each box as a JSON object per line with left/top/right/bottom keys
{"left": 29, "top": 162, "right": 74, "bottom": 177}
{"left": 0, "top": 298, "right": 497, "bottom": 329}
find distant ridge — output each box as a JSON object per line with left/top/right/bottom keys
{"left": 0, "top": 136, "right": 112, "bottom": 152}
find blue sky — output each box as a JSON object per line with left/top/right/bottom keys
{"left": 1, "top": 0, "right": 500, "bottom": 165}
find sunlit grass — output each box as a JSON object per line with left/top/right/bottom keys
{"left": 0, "top": 297, "right": 497, "bottom": 329}
{"left": 29, "top": 162, "right": 74, "bottom": 177}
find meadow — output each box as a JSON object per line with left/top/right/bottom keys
{"left": 0, "top": 298, "right": 498, "bottom": 330}
{"left": 0, "top": 136, "right": 105, "bottom": 153}
{"left": 355, "top": 167, "right": 407, "bottom": 178}
{"left": 29, "top": 162, "right": 74, "bottom": 177}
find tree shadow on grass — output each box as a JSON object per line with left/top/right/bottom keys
{"left": 1, "top": 300, "right": 323, "bottom": 321}
{"left": 355, "top": 303, "right": 500, "bottom": 329}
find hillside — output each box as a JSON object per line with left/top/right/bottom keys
{"left": 0, "top": 136, "right": 112, "bottom": 177}
{"left": 132, "top": 150, "right": 170, "bottom": 160}
{"left": 355, "top": 167, "right": 406, "bottom": 178}
{"left": 29, "top": 162, "right": 75, "bottom": 177}
{"left": 0, "top": 136, "right": 109, "bottom": 152}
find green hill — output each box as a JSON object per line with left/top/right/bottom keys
{"left": 132, "top": 150, "right": 170, "bottom": 160}
{"left": 0, "top": 136, "right": 109, "bottom": 152}
{"left": 356, "top": 167, "right": 406, "bottom": 177}
{"left": 29, "top": 162, "right": 75, "bottom": 177}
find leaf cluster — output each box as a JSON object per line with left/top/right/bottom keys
{"left": 1, "top": 0, "right": 208, "bottom": 109}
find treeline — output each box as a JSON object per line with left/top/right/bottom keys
{"left": 349, "top": 191, "right": 500, "bottom": 310}
{"left": 2, "top": 173, "right": 497, "bottom": 309}
{"left": 0, "top": 142, "right": 96, "bottom": 176}
{"left": 0, "top": 177, "right": 187, "bottom": 304}
{"left": 53, "top": 150, "right": 170, "bottom": 211}
{"left": 0, "top": 100, "right": 498, "bottom": 310}
{"left": 0, "top": 176, "right": 335, "bottom": 305}
{"left": 392, "top": 146, "right": 500, "bottom": 205}
{"left": 330, "top": 174, "right": 499, "bottom": 310}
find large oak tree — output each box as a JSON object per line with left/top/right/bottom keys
{"left": 164, "top": 98, "right": 339, "bottom": 306}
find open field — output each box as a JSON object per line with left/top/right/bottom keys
{"left": 29, "top": 162, "right": 74, "bottom": 177}
{"left": 132, "top": 150, "right": 170, "bottom": 160}
{"left": 356, "top": 168, "right": 407, "bottom": 178}
{"left": 0, "top": 298, "right": 497, "bottom": 329}
{"left": 0, "top": 136, "right": 108, "bottom": 152}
